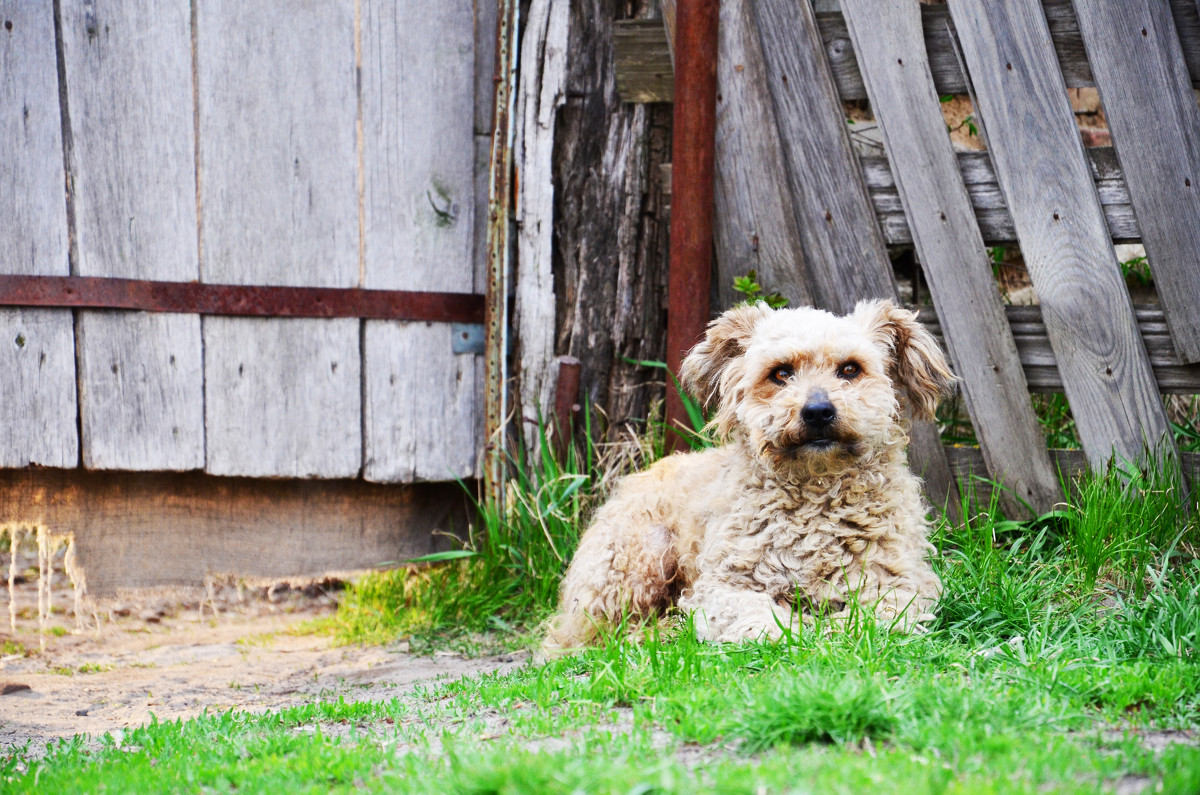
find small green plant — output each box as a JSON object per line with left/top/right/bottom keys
{"left": 732, "top": 270, "right": 789, "bottom": 309}
{"left": 1120, "top": 254, "right": 1153, "bottom": 287}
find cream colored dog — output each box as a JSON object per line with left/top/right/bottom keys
{"left": 543, "top": 299, "right": 954, "bottom": 652}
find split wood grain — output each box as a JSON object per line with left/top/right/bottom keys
{"left": 59, "top": 0, "right": 204, "bottom": 471}
{"left": 841, "top": 0, "right": 1059, "bottom": 515}
{"left": 753, "top": 0, "right": 960, "bottom": 517}
{"left": 947, "top": 0, "right": 1174, "bottom": 470}
{"left": 197, "top": 0, "right": 361, "bottom": 479}
{"left": 1071, "top": 0, "right": 1200, "bottom": 363}
{"left": 0, "top": 1, "right": 78, "bottom": 469}
{"left": 360, "top": 0, "right": 481, "bottom": 483}
{"left": 709, "top": 0, "right": 815, "bottom": 311}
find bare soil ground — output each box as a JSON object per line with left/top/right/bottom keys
{"left": 0, "top": 542, "right": 524, "bottom": 757}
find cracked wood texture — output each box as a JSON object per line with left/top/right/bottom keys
{"left": 197, "top": 0, "right": 361, "bottom": 479}
{"left": 0, "top": 2, "right": 77, "bottom": 468}
{"left": 1071, "top": 0, "right": 1200, "bottom": 363}
{"left": 752, "top": 0, "right": 959, "bottom": 516}
{"left": 361, "top": 0, "right": 481, "bottom": 483}
{"left": 947, "top": 0, "right": 1174, "bottom": 470}
{"left": 841, "top": 0, "right": 1060, "bottom": 516}
{"left": 59, "top": 0, "right": 204, "bottom": 471}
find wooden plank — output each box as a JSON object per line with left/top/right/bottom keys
{"left": 921, "top": 305, "right": 1200, "bottom": 394}
{"left": 614, "top": 19, "right": 674, "bottom": 103}
{"left": 841, "top": 0, "right": 1060, "bottom": 516}
{"left": 865, "top": 147, "right": 1141, "bottom": 246}
{"left": 360, "top": 0, "right": 479, "bottom": 483}
{"left": 710, "top": 0, "right": 815, "bottom": 310}
{"left": 0, "top": 1, "right": 77, "bottom": 468}
{"left": 1071, "top": 0, "right": 1200, "bottom": 363}
{"left": 615, "top": 2, "right": 1200, "bottom": 103}
{"left": 947, "top": 0, "right": 1174, "bottom": 470}
{"left": 474, "top": 0, "right": 498, "bottom": 135}
{"left": 59, "top": 0, "right": 203, "bottom": 472}
{"left": 514, "top": 0, "right": 568, "bottom": 439}
{"left": 752, "top": 0, "right": 960, "bottom": 517}
{"left": 197, "top": 1, "right": 361, "bottom": 479}
{"left": 0, "top": 468, "right": 471, "bottom": 595}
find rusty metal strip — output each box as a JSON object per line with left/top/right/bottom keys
{"left": 665, "top": 0, "right": 719, "bottom": 447}
{"left": 483, "top": 0, "right": 519, "bottom": 508}
{"left": 0, "top": 275, "right": 484, "bottom": 323}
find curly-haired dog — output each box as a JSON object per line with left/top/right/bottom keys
{"left": 543, "top": 299, "right": 955, "bottom": 652}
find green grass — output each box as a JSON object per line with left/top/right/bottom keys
{"left": 3, "top": 428, "right": 1199, "bottom": 792}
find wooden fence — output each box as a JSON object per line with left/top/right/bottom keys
{"left": 1, "top": 1, "right": 492, "bottom": 484}
{"left": 611, "top": 0, "right": 1200, "bottom": 515}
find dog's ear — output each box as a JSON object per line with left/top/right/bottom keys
{"left": 854, "top": 299, "right": 956, "bottom": 421}
{"left": 680, "top": 302, "right": 773, "bottom": 410}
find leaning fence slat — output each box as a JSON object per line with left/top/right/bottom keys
{"left": 820, "top": 0, "right": 1200, "bottom": 101}
{"left": 59, "top": 0, "right": 204, "bottom": 472}
{"left": 752, "top": 0, "right": 960, "bottom": 516}
{"left": 1071, "top": 0, "right": 1200, "bottom": 364}
{"left": 361, "top": 0, "right": 481, "bottom": 483}
{"left": 198, "top": 1, "right": 362, "bottom": 479}
{"left": 0, "top": 2, "right": 77, "bottom": 469}
{"left": 947, "top": 0, "right": 1174, "bottom": 470}
{"left": 841, "top": 0, "right": 1060, "bottom": 515}
{"left": 708, "top": 0, "right": 815, "bottom": 310}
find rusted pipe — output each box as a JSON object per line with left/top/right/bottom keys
{"left": 552, "top": 356, "right": 582, "bottom": 461}
{"left": 666, "top": 0, "right": 719, "bottom": 448}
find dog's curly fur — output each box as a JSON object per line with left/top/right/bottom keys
{"left": 542, "top": 299, "right": 956, "bottom": 652}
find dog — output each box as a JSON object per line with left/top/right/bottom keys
{"left": 542, "top": 298, "right": 955, "bottom": 652}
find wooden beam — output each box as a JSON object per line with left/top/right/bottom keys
{"left": 0, "top": 469, "right": 471, "bottom": 595}
{"left": 841, "top": 0, "right": 1060, "bottom": 516}
{"left": 950, "top": 0, "right": 1174, "bottom": 470}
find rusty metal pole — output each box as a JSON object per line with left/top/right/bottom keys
{"left": 665, "top": 0, "right": 718, "bottom": 449}
{"left": 484, "top": 0, "right": 519, "bottom": 508}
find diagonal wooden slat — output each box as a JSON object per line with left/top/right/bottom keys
{"left": 1071, "top": 0, "right": 1200, "bottom": 364}
{"left": 840, "top": 0, "right": 1060, "bottom": 516}
{"left": 946, "top": 0, "right": 1175, "bottom": 471}
{"left": 752, "top": 0, "right": 960, "bottom": 517}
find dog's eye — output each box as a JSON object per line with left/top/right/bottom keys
{"left": 769, "top": 366, "right": 793, "bottom": 385}
{"left": 837, "top": 361, "right": 861, "bottom": 379}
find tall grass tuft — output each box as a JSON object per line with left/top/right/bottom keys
{"left": 332, "top": 412, "right": 615, "bottom": 647}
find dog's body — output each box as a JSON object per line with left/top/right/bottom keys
{"left": 543, "top": 299, "right": 954, "bottom": 651}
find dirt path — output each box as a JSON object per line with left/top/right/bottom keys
{"left": 1, "top": 542, "right": 524, "bottom": 757}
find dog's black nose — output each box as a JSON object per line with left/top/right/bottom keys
{"left": 801, "top": 399, "right": 837, "bottom": 428}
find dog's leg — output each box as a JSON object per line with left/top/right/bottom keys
{"left": 542, "top": 522, "right": 678, "bottom": 654}
{"left": 679, "top": 575, "right": 798, "bottom": 643}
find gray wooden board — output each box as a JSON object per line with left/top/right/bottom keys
{"left": 752, "top": 0, "right": 960, "bottom": 518}
{"left": 947, "top": 0, "right": 1174, "bottom": 469}
{"left": 1072, "top": 0, "right": 1200, "bottom": 363}
{"left": 710, "top": 0, "right": 815, "bottom": 311}
{"left": 865, "top": 147, "right": 1141, "bottom": 246}
{"left": 920, "top": 305, "right": 1200, "bottom": 394}
{"left": 614, "top": 19, "right": 674, "bottom": 103}
{"left": 841, "top": 0, "right": 1060, "bottom": 515}
{"left": 621, "top": 2, "right": 1200, "bottom": 103}
{"left": 819, "top": 0, "right": 1200, "bottom": 101}
{"left": 203, "top": 318, "right": 362, "bottom": 479}
{"left": 475, "top": 0, "right": 498, "bottom": 135}
{"left": 196, "top": 0, "right": 361, "bottom": 478}
{"left": 59, "top": 0, "right": 204, "bottom": 471}
{"left": 0, "top": 469, "right": 472, "bottom": 595}
{"left": 360, "top": 0, "right": 480, "bottom": 483}
{"left": 0, "top": 1, "right": 77, "bottom": 468}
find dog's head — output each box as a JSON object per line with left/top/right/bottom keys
{"left": 680, "top": 299, "right": 955, "bottom": 472}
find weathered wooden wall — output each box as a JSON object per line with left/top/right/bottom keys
{"left": 0, "top": 1, "right": 489, "bottom": 485}
{"left": 516, "top": 0, "right": 673, "bottom": 440}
